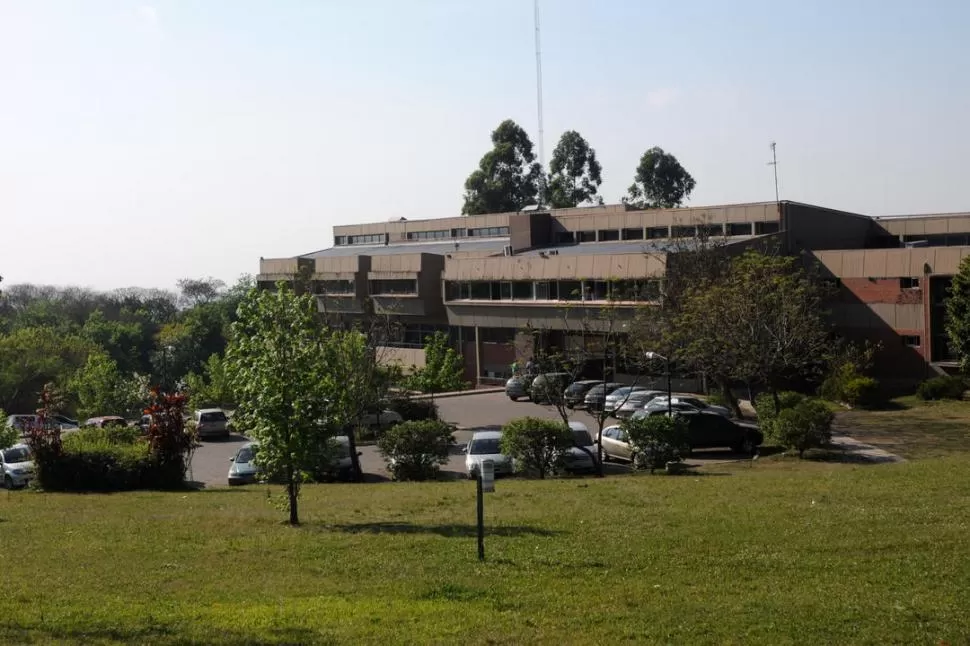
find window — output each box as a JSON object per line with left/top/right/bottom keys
{"left": 406, "top": 229, "right": 449, "bottom": 240}
{"left": 900, "top": 277, "right": 920, "bottom": 289}
{"left": 646, "top": 226, "right": 668, "bottom": 239}
{"left": 499, "top": 282, "right": 513, "bottom": 300}
{"left": 347, "top": 233, "right": 384, "bottom": 245}
{"left": 369, "top": 279, "right": 416, "bottom": 295}
{"left": 699, "top": 224, "right": 723, "bottom": 238}
{"left": 587, "top": 280, "right": 610, "bottom": 300}
{"left": 598, "top": 229, "right": 620, "bottom": 242}
{"left": 559, "top": 280, "right": 583, "bottom": 301}
{"left": 470, "top": 282, "right": 491, "bottom": 300}
{"left": 512, "top": 281, "right": 533, "bottom": 299}
{"left": 902, "top": 335, "right": 921, "bottom": 347}
{"left": 622, "top": 227, "right": 644, "bottom": 240}
{"left": 671, "top": 225, "right": 696, "bottom": 238}
{"left": 452, "top": 228, "right": 467, "bottom": 238}
{"left": 468, "top": 226, "right": 510, "bottom": 237}
{"left": 334, "top": 236, "right": 347, "bottom": 245}
{"left": 444, "top": 282, "right": 471, "bottom": 300}
{"left": 577, "top": 230, "right": 596, "bottom": 243}
{"left": 480, "top": 327, "right": 516, "bottom": 344}
{"left": 535, "top": 281, "right": 558, "bottom": 300}
{"left": 755, "top": 221, "right": 781, "bottom": 235}
{"left": 315, "top": 280, "right": 354, "bottom": 295}
{"left": 727, "top": 222, "right": 753, "bottom": 236}
{"left": 556, "top": 231, "right": 575, "bottom": 244}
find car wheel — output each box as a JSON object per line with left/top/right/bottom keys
{"left": 740, "top": 436, "right": 756, "bottom": 455}
{"left": 565, "top": 403, "right": 574, "bottom": 410}
{"left": 4, "top": 475, "right": 13, "bottom": 489}
{"left": 508, "top": 396, "right": 518, "bottom": 401}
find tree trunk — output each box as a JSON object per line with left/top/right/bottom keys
{"left": 348, "top": 417, "right": 364, "bottom": 483}
{"left": 772, "top": 389, "right": 781, "bottom": 415}
{"left": 287, "top": 465, "right": 299, "bottom": 525}
{"left": 719, "top": 377, "right": 743, "bottom": 419}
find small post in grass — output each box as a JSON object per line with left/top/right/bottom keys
{"left": 477, "top": 459, "right": 495, "bottom": 562}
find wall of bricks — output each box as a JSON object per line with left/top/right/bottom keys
{"left": 838, "top": 277, "right": 923, "bottom": 305}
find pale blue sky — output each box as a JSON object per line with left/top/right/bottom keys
{"left": 2, "top": 1, "right": 968, "bottom": 289}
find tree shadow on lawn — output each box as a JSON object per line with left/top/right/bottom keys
{"left": 323, "top": 521, "right": 562, "bottom": 538}
{"left": 6, "top": 624, "right": 320, "bottom": 646}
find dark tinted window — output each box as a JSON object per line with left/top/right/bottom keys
{"left": 598, "top": 229, "right": 619, "bottom": 242}
{"left": 201, "top": 412, "right": 227, "bottom": 423}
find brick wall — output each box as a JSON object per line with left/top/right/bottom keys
{"left": 838, "top": 278, "right": 923, "bottom": 305}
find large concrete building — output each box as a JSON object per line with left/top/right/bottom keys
{"left": 258, "top": 201, "right": 970, "bottom": 387}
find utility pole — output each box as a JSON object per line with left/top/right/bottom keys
{"left": 768, "top": 141, "right": 779, "bottom": 203}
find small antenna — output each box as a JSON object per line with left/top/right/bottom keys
{"left": 768, "top": 141, "right": 780, "bottom": 203}
{"left": 534, "top": 0, "right": 545, "bottom": 176}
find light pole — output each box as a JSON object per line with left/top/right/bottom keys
{"left": 644, "top": 351, "right": 672, "bottom": 418}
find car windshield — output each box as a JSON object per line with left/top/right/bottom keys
{"left": 3, "top": 447, "right": 31, "bottom": 463}
{"left": 470, "top": 438, "right": 502, "bottom": 455}
{"left": 572, "top": 430, "right": 593, "bottom": 446}
{"left": 587, "top": 385, "right": 606, "bottom": 396}
{"left": 235, "top": 447, "right": 254, "bottom": 463}
{"left": 201, "top": 412, "right": 227, "bottom": 423}
{"left": 567, "top": 383, "right": 590, "bottom": 393}
{"left": 610, "top": 387, "right": 637, "bottom": 397}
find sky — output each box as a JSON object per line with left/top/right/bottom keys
{"left": 2, "top": 0, "right": 969, "bottom": 291}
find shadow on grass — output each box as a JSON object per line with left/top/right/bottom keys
{"left": 5, "top": 624, "right": 322, "bottom": 646}
{"left": 325, "top": 521, "right": 561, "bottom": 538}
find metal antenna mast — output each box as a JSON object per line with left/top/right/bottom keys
{"left": 768, "top": 141, "right": 779, "bottom": 202}
{"left": 534, "top": 0, "right": 545, "bottom": 172}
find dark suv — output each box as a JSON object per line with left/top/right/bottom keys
{"left": 632, "top": 409, "right": 763, "bottom": 454}
{"left": 563, "top": 380, "right": 602, "bottom": 409}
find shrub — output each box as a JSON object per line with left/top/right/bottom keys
{"left": 754, "top": 391, "right": 806, "bottom": 430}
{"left": 622, "top": 414, "right": 690, "bottom": 474}
{"left": 842, "top": 376, "right": 880, "bottom": 408}
{"left": 500, "top": 417, "right": 573, "bottom": 479}
{"left": 772, "top": 399, "right": 835, "bottom": 458}
{"left": 387, "top": 397, "right": 439, "bottom": 422}
{"left": 916, "top": 375, "right": 967, "bottom": 401}
{"left": 377, "top": 420, "right": 454, "bottom": 481}
{"left": 0, "top": 408, "right": 17, "bottom": 450}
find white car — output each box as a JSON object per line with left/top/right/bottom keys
{"left": 612, "top": 390, "right": 667, "bottom": 419}
{"left": 195, "top": 408, "right": 230, "bottom": 439}
{"left": 463, "top": 430, "right": 514, "bottom": 479}
{"left": 228, "top": 436, "right": 355, "bottom": 485}
{"left": 559, "top": 421, "right": 599, "bottom": 473}
{"left": 643, "top": 396, "right": 731, "bottom": 418}
{"left": 1, "top": 443, "right": 34, "bottom": 489}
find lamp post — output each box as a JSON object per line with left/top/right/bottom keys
{"left": 644, "top": 351, "right": 672, "bottom": 418}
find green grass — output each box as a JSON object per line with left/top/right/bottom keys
{"left": 835, "top": 396, "right": 970, "bottom": 459}
{"left": 3, "top": 458, "right": 970, "bottom": 645}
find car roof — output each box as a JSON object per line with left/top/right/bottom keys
{"left": 86, "top": 416, "right": 124, "bottom": 422}
{"left": 568, "top": 421, "right": 589, "bottom": 431}
{"left": 197, "top": 408, "right": 225, "bottom": 414}
{"left": 572, "top": 379, "right": 601, "bottom": 386}
{"left": 3, "top": 443, "right": 29, "bottom": 451}
{"left": 471, "top": 430, "right": 503, "bottom": 440}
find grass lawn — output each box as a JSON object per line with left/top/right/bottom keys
{"left": 835, "top": 396, "right": 970, "bottom": 459}
{"left": 3, "top": 458, "right": 970, "bottom": 645}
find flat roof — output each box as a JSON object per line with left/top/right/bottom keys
{"left": 300, "top": 238, "right": 511, "bottom": 258}
{"left": 517, "top": 236, "right": 760, "bottom": 257}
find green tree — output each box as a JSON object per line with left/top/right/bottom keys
{"left": 69, "top": 351, "right": 147, "bottom": 419}
{"left": 622, "top": 413, "right": 690, "bottom": 473}
{"left": 547, "top": 130, "right": 603, "bottom": 208}
{"left": 0, "top": 408, "right": 17, "bottom": 450}
{"left": 624, "top": 146, "right": 696, "bottom": 209}
{"left": 176, "top": 277, "right": 226, "bottom": 309}
{"left": 500, "top": 417, "right": 573, "bottom": 479}
{"left": 462, "top": 119, "right": 542, "bottom": 215}
{"left": 946, "top": 256, "right": 970, "bottom": 372}
{"left": 185, "top": 353, "right": 236, "bottom": 411}
{"left": 377, "top": 420, "right": 454, "bottom": 481}
{"left": 81, "top": 310, "right": 148, "bottom": 375}
{"left": 0, "top": 326, "right": 94, "bottom": 412}
{"left": 225, "top": 284, "right": 338, "bottom": 525}
{"left": 405, "top": 332, "right": 467, "bottom": 400}
{"left": 756, "top": 396, "right": 834, "bottom": 458}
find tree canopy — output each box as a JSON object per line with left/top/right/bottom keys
{"left": 547, "top": 130, "right": 603, "bottom": 208}
{"left": 625, "top": 147, "right": 696, "bottom": 209}
{"left": 946, "top": 256, "right": 970, "bottom": 372}
{"left": 462, "top": 120, "right": 543, "bottom": 215}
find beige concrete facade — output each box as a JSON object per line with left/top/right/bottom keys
{"left": 812, "top": 248, "right": 970, "bottom": 278}
{"left": 877, "top": 213, "right": 970, "bottom": 236}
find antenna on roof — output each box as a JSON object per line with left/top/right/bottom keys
{"left": 768, "top": 142, "right": 780, "bottom": 203}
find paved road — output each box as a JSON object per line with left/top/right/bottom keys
{"left": 190, "top": 392, "right": 747, "bottom": 487}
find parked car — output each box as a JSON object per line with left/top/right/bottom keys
{"left": 612, "top": 390, "right": 668, "bottom": 419}
{"left": 228, "top": 436, "right": 356, "bottom": 485}
{"left": 558, "top": 421, "right": 599, "bottom": 474}
{"left": 50, "top": 414, "right": 78, "bottom": 429}
{"left": 194, "top": 408, "right": 230, "bottom": 439}
{"left": 84, "top": 416, "right": 129, "bottom": 429}
{"left": 599, "top": 425, "right": 633, "bottom": 462}
{"left": 643, "top": 396, "right": 731, "bottom": 418}
{"left": 6, "top": 414, "right": 39, "bottom": 435}
{"left": 361, "top": 408, "right": 403, "bottom": 430}
{"left": 531, "top": 372, "right": 572, "bottom": 404}
{"left": 603, "top": 386, "right": 655, "bottom": 416}
{"left": 583, "top": 382, "right": 625, "bottom": 411}
{"left": 463, "top": 430, "right": 514, "bottom": 479}
{"left": 627, "top": 410, "right": 763, "bottom": 455}
{"left": 505, "top": 376, "right": 531, "bottom": 401}
{"left": 563, "top": 380, "right": 602, "bottom": 409}
{"left": 1, "top": 443, "right": 34, "bottom": 489}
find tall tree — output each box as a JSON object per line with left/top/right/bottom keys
{"left": 176, "top": 277, "right": 226, "bottom": 309}
{"left": 404, "top": 332, "right": 467, "bottom": 402}
{"left": 462, "top": 119, "right": 543, "bottom": 215}
{"left": 946, "top": 256, "right": 970, "bottom": 372}
{"left": 226, "top": 284, "right": 338, "bottom": 525}
{"left": 624, "top": 147, "right": 696, "bottom": 209}
{"left": 547, "top": 130, "right": 603, "bottom": 208}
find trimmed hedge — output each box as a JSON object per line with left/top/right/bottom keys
{"left": 916, "top": 375, "right": 966, "bottom": 401}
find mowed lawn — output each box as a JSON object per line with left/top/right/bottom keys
{"left": 3, "top": 457, "right": 970, "bottom": 645}
{"left": 835, "top": 396, "right": 970, "bottom": 459}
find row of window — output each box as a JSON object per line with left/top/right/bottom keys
{"left": 378, "top": 324, "right": 516, "bottom": 349}
{"left": 469, "top": 226, "right": 510, "bottom": 237}
{"left": 333, "top": 233, "right": 385, "bottom": 246}
{"left": 903, "top": 234, "right": 970, "bottom": 248}
{"left": 553, "top": 222, "right": 779, "bottom": 244}
{"left": 444, "top": 280, "right": 662, "bottom": 303}
{"left": 314, "top": 280, "right": 418, "bottom": 296}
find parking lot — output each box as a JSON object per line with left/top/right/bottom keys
{"left": 190, "top": 391, "right": 750, "bottom": 487}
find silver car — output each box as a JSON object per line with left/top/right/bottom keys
{"left": 228, "top": 436, "right": 355, "bottom": 485}
{"left": 195, "top": 408, "right": 230, "bottom": 439}
{"left": 643, "top": 396, "right": 731, "bottom": 418}
{"left": 612, "top": 390, "right": 667, "bottom": 419}
{"left": 1, "top": 443, "right": 34, "bottom": 489}
{"left": 463, "top": 430, "right": 514, "bottom": 478}
{"left": 603, "top": 387, "right": 657, "bottom": 416}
